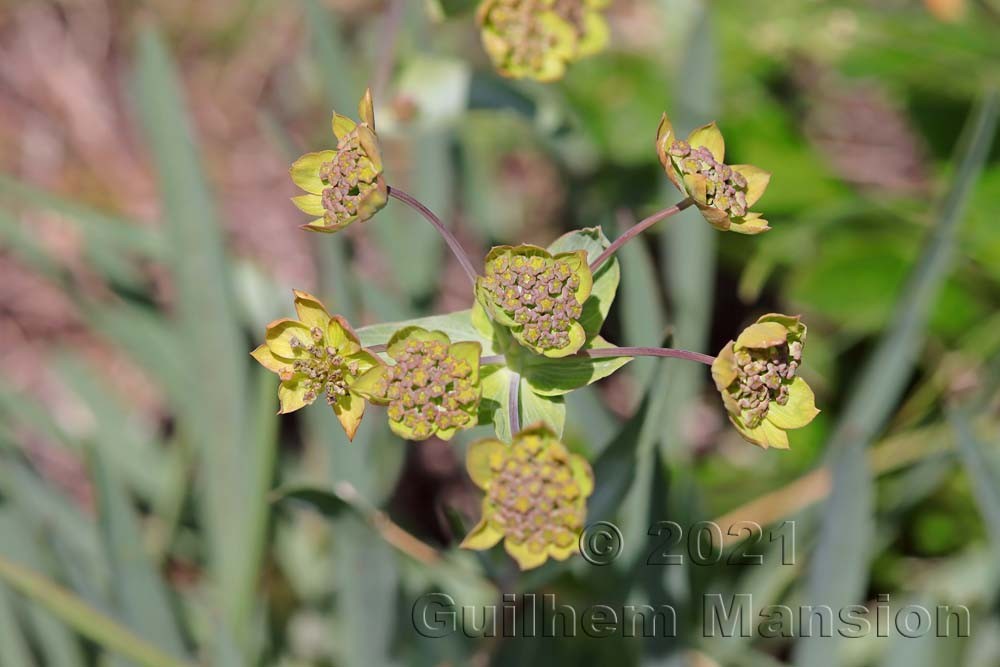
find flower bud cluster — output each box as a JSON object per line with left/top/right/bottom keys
{"left": 731, "top": 340, "right": 802, "bottom": 428}
{"left": 668, "top": 140, "right": 750, "bottom": 218}
{"left": 288, "top": 328, "right": 362, "bottom": 406}
{"left": 377, "top": 339, "right": 479, "bottom": 440}
{"left": 481, "top": 253, "right": 583, "bottom": 352}
{"left": 319, "top": 133, "right": 377, "bottom": 224}
{"left": 486, "top": 435, "right": 584, "bottom": 555}
{"left": 478, "top": 0, "right": 608, "bottom": 82}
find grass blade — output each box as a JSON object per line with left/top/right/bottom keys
{"left": 0, "top": 555, "right": 194, "bottom": 667}
{"left": 133, "top": 25, "right": 254, "bottom": 646}
{"left": 89, "top": 447, "right": 188, "bottom": 659}
{"left": 795, "top": 90, "right": 999, "bottom": 667}
{"left": 951, "top": 409, "right": 1000, "bottom": 558}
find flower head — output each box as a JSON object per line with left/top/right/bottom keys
{"left": 352, "top": 328, "right": 482, "bottom": 441}
{"left": 656, "top": 113, "right": 771, "bottom": 234}
{"left": 251, "top": 291, "right": 379, "bottom": 439}
{"left": 712, "top": 314, "right": 820, "bottom": 449}
{"left": 477, "top": 0, "right": 609, "bottom": 82}
{"left": 290, "top": 88, "right": 387, "bottom": 233}
{"left": 461, "top": 424, "right": 594, "bottom": 570}
{"left": 477, "top": 245, "right": 593, "bottom": 358}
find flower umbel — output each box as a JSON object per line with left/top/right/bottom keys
{"left": 251, "top": 291, "right": 379, "bottom": 439}
{"left": 290, "top": 88, "right": 387, "bottom": 233}
{"left": 712, "top": 314, "right": 820, "bottom": 449}
{"left": 461, "top": 424, "right": 594, "bottom": 570}
{"left": 477, "top": 0, "right": 609, "bottom": 82}
{"left": 478, "top": 245, "right": 593, "bottom": 358}
{"left": 656, "top": 113, "right": 771, "bottom": 234}
{"left": 352, "top": 327, "right": 482, "bottom": 441}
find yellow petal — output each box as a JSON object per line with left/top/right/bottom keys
{"left": 278, "top": 380, "right": 312, "bottom": 414}
{"left": 569, "top": 454, "right": 594, "bottom": 497}
{"left": 356, "top": 125, "right": 383, "bottom": 173}
{"left": 327, "top": 315, "right": 361, "bottom": 354}
{"left": 358, "top": 87, "right": 376, "bottom": 129}
{"left": 711, "top": 341, "right": 738, "bottom": 391}
{"left": 290, "top": 151, "right": 335, "bottom": 194}
{"left": 575, "top": 10, "right": 609, "bottom": 57}
{"left": 291, "top": 290, "right": 331, "bottom": 332}
{"left": 251, "top": 343, "right": 291, "bottom": 373}
{"left": 730, "top": 417, "right": 789, "bottom": 450}
{"left": 265, "top": 318, "right": 312, "bottom": 357}
{"left": 504, "top": 539, "right": 549, "bottom": 570}
{"left": 655, "top": 112, "right": 677, "bottom": 173}
{"left": 687, "top": 121, "right": 725, "bottom": 162}
{"left": 449, "top": 341, "right": 483, "bottom": 383}
{"left": 333, "top": 392, "right": 366, "bottom": 440}
{"left": 766, "top": 378, "right": 820, "bottom": 430}
{"left": 387, "top": 327, "right": 451, "bottom": 357}
{"left": 460, "top": 516, "right": 504, "bottom": 550}
{"left": 466, "top": 439, "right": 507, "bottom": 488}
{"left": 735, "top": 321, "right": 788, "bottom": 350}
{"left": 729, "top": 213, "right": 771, "bottom": 235}
{"left": 331, "top": 111, "right": 356, "bottom": 141}
{"left": 730, "top": 164, "right": 771, "bottom": 207}
{"left": 696, "top": 200, "right": 732, "bottom": 231}
{"left": 291, "top": 194, "right": 325, "bottom": 216}
{"left": 349, "top": 365, "right": 388, "bottom": 402}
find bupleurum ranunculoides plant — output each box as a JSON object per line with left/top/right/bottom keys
{"left": 477, "top": 0, "right": 610, "bottom": 81}
{"left": 259, "top": 87, "right": 819, "bottom": 571}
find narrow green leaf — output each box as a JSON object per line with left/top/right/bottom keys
{"left": 0, "top": 583, "right": 36, "bottom": 667}
{"left": 795, "top": 90, "right": 999, "bottom": 667}
{"left": 0, "top": 555, "right": 193, "bottom": 667}
{"left": 89, "top": 447, "right": 188, "bottom": 659}
{"left": 617, "top": 212, "right": 667, "bottom": 390}
{"left": 133, "top": 25, "right": 252, "bottom": 647}
{"left": 951, "top": 409, "right": 1000, "bottom": 558}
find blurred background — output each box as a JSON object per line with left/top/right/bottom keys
{"left": 0, "top": 0, "right": 999, "bottom": 665}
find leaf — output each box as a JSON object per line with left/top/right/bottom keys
{"left": 357, "top": 309, "right": 496, "bottom": 353}
{"left": 791, "top": 439, "right": 874, "bottom": 667}
{"left": 547, "top": 227, "right": 620, "bottom": 338}
{"left": 0, "top": 582, "right": 36, "bottom": 667}
{"left": 269, "top": 484, "right": 351, "bottom": 518}
{"left": 0, "top": 554, "right": 193, "bottom": 667}
{"left": 480, "top": 365, "right": 514, "bottom": 442}
{"left": 519, "top": 379, "right": 567, "bottom": 437}
{"left": 134, "top": 25, "right": 253, "bottom": 648}
{"left": 951, "top": 409, "right": 1000, "bottom": 558}
{"left": 618, "top": 213, "right": 667, "bottom": 390}
{"left": 88, "top": 448, "right": 188, "bottom": 660}
{"left": 521, "top": 335, "right": 630, "bottom": 396}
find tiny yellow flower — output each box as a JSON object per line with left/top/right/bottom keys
{"left": 477, "top": 0, "right": 609, "bottom": 82}
{"left": 656, "top": 113, "right": 772, "bottom": 234}
{"left": 712, "top": 314, "right": 820, "bottom": 449}
{"left": 251, "top": 291, "right": 379, "bottom": 439}
{"left": 290, "top": 88, "right": 387, "bottom": 233}
{"left": 352, "top": 327, "right": 482, "bottom": 441}
{"left": 477, "top": 245, "right": 593, "bottom": 358}
{"left": 461, "top": 424, "right": 594, "bottom": 570}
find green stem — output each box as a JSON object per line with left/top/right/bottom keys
{"left": 508, "top": 371, "right": 521, "bottom": 435}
